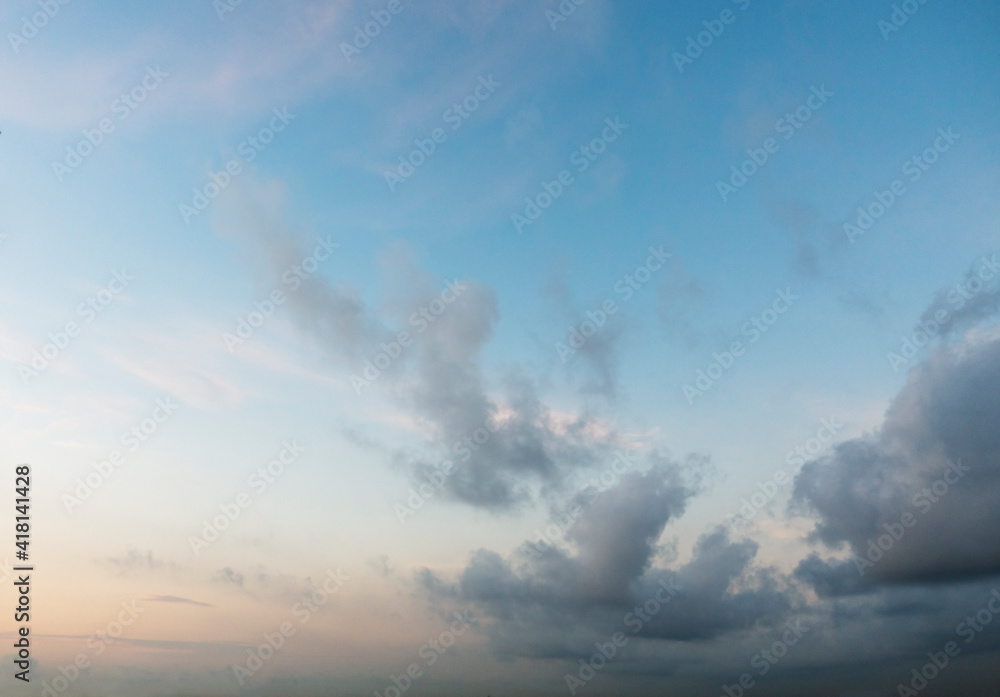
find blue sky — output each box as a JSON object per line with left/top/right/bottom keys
{"left": 2, "top": 1, "right": 1000, "bottom": 695}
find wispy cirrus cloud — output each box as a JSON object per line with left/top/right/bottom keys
{"left": 141, "top": 594, "right": 213, "bottom": 607}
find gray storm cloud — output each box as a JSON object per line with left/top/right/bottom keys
{"left": 793, "top": 324, "right": 1000, "bottom": 590}
{"left": 421, "top": 462, "right": 793, "bottom": 660}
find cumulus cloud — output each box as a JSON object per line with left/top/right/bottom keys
{"left": 213, "top": 180, "right": 1000, "bottom": 691}
{"left": 419, "top": 461, "right": 793, "bottom": 659}
{"left": 215, "top": 179, "right": 625, "bottom": 510}
{"left": 793, "top": 324, "right": 1000, "bottom": 589}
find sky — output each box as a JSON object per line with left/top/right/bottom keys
{"left": 1, "top": 0, "right": 1000, "bottom": 695}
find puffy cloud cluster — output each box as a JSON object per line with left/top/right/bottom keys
{"left": 793, "top": 327, "right": 1000, "bottom": 590}
{"left": 421, "top": 462, "right": 793, "bottom": 659}
{"left": 219, "top": 184, "right": 1000, "bottom": 690}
